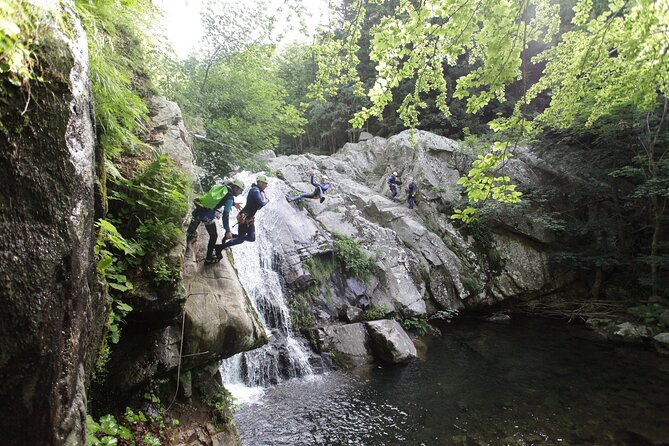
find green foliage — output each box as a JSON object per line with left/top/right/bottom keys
{"left": 206, "top": 387, "right": 239, "bottom": 427}
{"left": 86, "top": 393, "right": 177, "bottom": 445}
{"left": 364, "top": 304, "right": 389, "bottom": 321}
{"left": 304, "top": 255, "right": 335, "bottom": 282}
{"left": 74, "top": 0, "right": 155, "bottom": 159}
{"left": 312, "top": 0, "right": 668, "bottom": 216}
{"left": 333, "top": 234, "right": 376, "bottom": 280}
{"left": 452, "top": 142, "right": 523, "bottom": 222}
{"left": 95, "top": 218, "right": 141, "bottom": 291}
{"left": 461, "top": 273, "right": 484, "bottom": 295}
{"left": 628, "top": 304, "right": 668, "bottom": 330}
{"left": 161, "top": 1, "right": 308, "bottom": 179}
{"left": 108, "top": 154, "right": 190, "bottom": 286}
{"left": 291, "top": 305, "right": 316, "bottom": 331}
{"left": 430, "top": 309, "right": 460, "bottom": 323}
{"left": 289, "top": 288, "right": 318, "bottom": 331}
{"left": 86, "top": 406, "right": 176, "bottom": 446}
{"left": 0, "top": 0, "right": 46, "bottom": 92}
{"left": 457, "top": 128, "right": 490, "bottom": 157}
{"left": 401, "top": 317, "right": 441, "bottom": 336}
{"left": 93, "top": 218, "right": 139, "bottom": 379}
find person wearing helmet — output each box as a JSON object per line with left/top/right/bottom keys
{"left": 286, "top": 173, "right": 330, "bottom": 204}
{"left": 187, "top": 178, "right": 245, "bottom": 263}
{"left": 407, "top": 177, "right": 417, "bottom": 209}
{"left": 216, "top": 173, "right": 270, "bottom": 252}
{"left": 387, "top": 171, "right": 402, "bottom": 200}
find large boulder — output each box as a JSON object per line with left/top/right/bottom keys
{"left": 182, "top": 237, "right": 267, "bottom": 369}
{"left": 0, "top": 2, "right": 104, "bottom": 444}
{"left": 319, "top": 323, "right": 373, "bottom": 368}
{"left": 365, "top": 320, "right": 418, "bottom": 364}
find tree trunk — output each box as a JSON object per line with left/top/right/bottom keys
{"left": 650, "top": 194, "right": 661, "bottom": 297}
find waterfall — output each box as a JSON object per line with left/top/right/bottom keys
{"left": 220, "top": 173, "right": 315, "bottom": 399}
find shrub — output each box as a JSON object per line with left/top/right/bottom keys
{"left": 431, "top": 309, "right": 460, "bottom": 323}
{"left": 333, "top": 234, "right": 375, "bottom": 280}
{"left": 364, "top": 304, "right": 389, "bottom": 321}
{"left": 206, "top": 388, "right": 239, "bottom": 427}
{"left": 86, "top": 404, "right": 177, "bottom": 446}
{"left": 401, "top": 317, "right": 441, "bottom": 336}
{"left": 108, "top": 154, "right": 190, "bottom": 285}
{"left": 303, "top": 255, "right": 335, "bottom": 282}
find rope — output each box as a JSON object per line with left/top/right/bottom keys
{"left": 166, "top": 289, "right": 208, "bottom": 412}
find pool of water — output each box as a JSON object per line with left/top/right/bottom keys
{"left": 232, "top": 317, "right": 669, "bottom": 445}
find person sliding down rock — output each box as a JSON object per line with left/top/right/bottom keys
{"left": 215, "top": 174, "right": 269, "bottom": 255}
{"left": 387, "top": 171, "right": 402, "bottom": 200}
{"left": 186, "top": 178, "right": 245, "bottom": 264}
{"left": 286, "top": 173, "right": 330, "bottom": 203}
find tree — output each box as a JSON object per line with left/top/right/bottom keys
{"left": 313, "top": 0, "right": 668, "bottom": 294}
{"left": 313, "top": 0, "right": 667, "bottom": 211}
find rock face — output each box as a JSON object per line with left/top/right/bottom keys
{"left": 0, "top": 2, "right": 104, "bottom": 444}
{"left": 260, "top": 130, "right": 572, "bottom": 336}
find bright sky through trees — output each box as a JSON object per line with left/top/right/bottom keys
{"left": 155, "top": 0, "right": 330, "bottom": 59}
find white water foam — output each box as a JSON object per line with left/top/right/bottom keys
{"left": 220, "top": 172, "right": 314, "bottom": 402}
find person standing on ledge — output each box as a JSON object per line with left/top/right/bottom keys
{"left": 387, "top": 171, "right": 402, "bottom": 200}
{"left": 286, "top": 173, "right": 330, "bottom": 204}
{"left": 186, "top": 178, "right": 245, "bottom": 263}
{"left": 216, "top": 174, "right": 270, "bottom": 254}
{"left": 407, "top": 178, "right": 417, "bottom": 209}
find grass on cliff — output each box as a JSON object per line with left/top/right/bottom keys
{"left": 333, "top": 234, "right": 375, "bottom": 281}
{"left": 73, "top": 0, "right": 191, "bottom": 385}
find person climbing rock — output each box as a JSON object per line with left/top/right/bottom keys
{"left": 407, "top": 178, "right": 417, "bottom": 209}
{"left": 186, "top": 178, "right": 245, "bottom": 263}
{"left": 286, "top": 173, "right": 330, "bottom": 204}
{"left": 387, "top": 171, "right": 402, "bottom": 200}
{"left": 215, "top": 174, "right": 269, "bottom": 253}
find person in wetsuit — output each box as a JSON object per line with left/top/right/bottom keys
{"left": 187, "top": 178, "right": 245, "bottom": 262}
{"left": 286, "top": 174, "right": 330, "bottom": 203}
{"left": 387, "top": 172, "right": 401, "bottom": 200}
{"left": 407, "top": 178, "right": 417, "bottom": 209}
{"left": 216, "top": 174, "right": 270, "bottom": 253}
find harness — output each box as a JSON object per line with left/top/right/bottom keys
{"left": 236, "top": 212, "right": 255, "bottom": 226}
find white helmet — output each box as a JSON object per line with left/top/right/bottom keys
{"left": 322, "top": 175, "right": 329, "bottom": 181}
{"left": 392, "top": 171, "right": 398, "bottom": 176}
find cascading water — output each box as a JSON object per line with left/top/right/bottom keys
{"left": 220, "top": 172, "right": 315, "bottom": 400}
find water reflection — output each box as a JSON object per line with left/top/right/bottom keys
{"left": 234, "top": 318, "right": 669, "bottom": 446}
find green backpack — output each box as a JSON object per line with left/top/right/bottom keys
{"left": 198, "top": 184, "right": 229, "bottom": 209}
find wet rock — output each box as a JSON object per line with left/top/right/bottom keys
{"left": 105, "top": 326, "right": 181, "bottom": 392}
{"left": 614, "top": 322, "right": 652, "bottom": 342}
{"left": 264, "top": 129, "right": 570, "bottom": 325}
{"left": 340, "top": 304, "right": 365, "bottom": 323}
{"left": 0, "top": 2, "right": 103, "bottom": 444}
{"left": 659, "top": 309, "right": 669, "bottom": 327}
{"left": 490, "top": 232, "right": 556, "bottom": 300}
{"left": 358, "top": 131, "right": 373, "bottom": 142}
{"left": 484, "top": 313, "right": 511, "bottom": 323}
{"left": 146, "top": 96, "right": 196, "bottom": 180}
{"left": 653, "top": 332, "right": 669, "bottom": 356}
{"left": 320, "top": 323, "right": 373, "bottom": 368}
{"left": 365, "top": 319, "right": 418, "bottom": 364}
{"left": 182, "top": 240, "right": 268, "bottom": 369}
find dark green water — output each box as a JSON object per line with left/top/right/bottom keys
{"left": 233, "top": 318, "right": 669, "bottom": 445}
